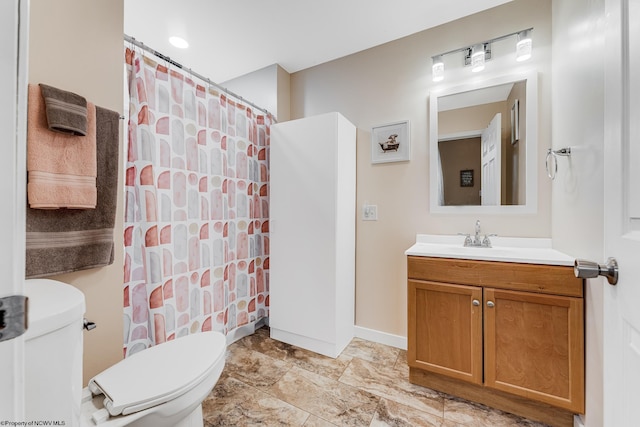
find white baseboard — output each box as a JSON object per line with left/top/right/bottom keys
{"left": 354, "top": 325, "right": 407, "bottom": 350}
{"left": 270, "top": 327, "right": 346, "bottom": 358}
{"left": 226, "top": 318, "right": 268, "bottom": 346}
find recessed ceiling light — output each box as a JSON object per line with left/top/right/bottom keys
{"left": 169, "top": 36, "right": 189, "bottom": 49}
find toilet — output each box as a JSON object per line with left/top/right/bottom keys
{"left": 24, "top": 278, "right": 226, "bottom": 427}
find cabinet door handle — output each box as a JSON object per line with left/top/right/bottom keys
{"left": 486, "top": 301, "right": 495, "bottom": 308}
{"left": 472, "top": 299, "right": 480, "bottom": 306}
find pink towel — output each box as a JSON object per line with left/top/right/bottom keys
{"left": 27, "top": 84, "right": 97, "bottom": 209}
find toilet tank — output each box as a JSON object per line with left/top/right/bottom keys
{"left": 24, "top": 279, "right": 85, "bottom": 426}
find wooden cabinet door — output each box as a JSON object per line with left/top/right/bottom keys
{"left": 484, "top": 288, "right": 584, "bottom": 413}
{"left": 408, "top": 280, "right": 483, "bottom": 384}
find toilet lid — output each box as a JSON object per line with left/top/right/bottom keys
{"left": 88, "top": 331, "right": 226, "bottom": 416}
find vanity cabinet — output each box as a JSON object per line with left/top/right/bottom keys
{"left": 408, "top": 256, "right": 584, "bottom": 427}
{"left": 409, "top": 280, "right": 483, "bottom": 384}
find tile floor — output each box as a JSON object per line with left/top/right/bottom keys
{"left": 202, "top": 326, "right": 550, "bottom": 427}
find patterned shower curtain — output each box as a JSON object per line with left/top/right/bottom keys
{"left": 123, "top": 48, "right": 271, "bottom": 357}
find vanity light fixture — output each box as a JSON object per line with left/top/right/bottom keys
{"left": 432, "top": 55, "right": 444, "bottom": 82}
{"left": 169, "top": 36, "right": 189, "bottom": 49}
{"left": 430, "top": 28, "right": 533, "bottom": 82}
{"left": 516, "top": 29, "right": 533, "bottom": 62}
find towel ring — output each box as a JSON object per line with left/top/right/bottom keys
{"left": 546, "top": 147, "right": 572, "bottom": 180}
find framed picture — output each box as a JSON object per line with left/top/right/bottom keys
{"left": 511, "top": 99, "right": 520, "bottom": 145}
{"left": 460, "top": 169, "right": 474, "bottom": 187}
{"left": 371, "top": 120, "right": 410, "bottom": 164}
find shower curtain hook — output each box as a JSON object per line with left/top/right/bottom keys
{"left": 129, "top": 36, "right": 136, "bottom": 54}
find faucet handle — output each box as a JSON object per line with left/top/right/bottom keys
{"left": 482, "top": 234, "right": 497, "bottom": 248}
{"left": 458, "top": 233, "right": 473, "bottom": 247}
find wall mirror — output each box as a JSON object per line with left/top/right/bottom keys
{"left": 429, "top": 71, "right": 538, "bottom": 214}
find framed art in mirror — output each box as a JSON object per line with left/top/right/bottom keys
{"left": 511, "top": 98, "right": 520, "bottom": 145}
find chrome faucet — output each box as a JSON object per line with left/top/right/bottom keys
{"left": 474, "top": 220, "right": 482, "bottom": 246}
{"left": 460, "top": 220, "right": 496, "bottom": 248}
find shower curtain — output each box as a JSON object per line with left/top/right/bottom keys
{"left": 123, "top": 48, "right": 271, "bottom": 356}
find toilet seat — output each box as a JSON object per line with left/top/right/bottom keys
{"left": 88, "top": 331, "right": 226, "bottom": 417}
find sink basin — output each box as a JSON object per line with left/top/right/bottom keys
{"left": 405, "top": 234, "right": 575, "bottom": 266}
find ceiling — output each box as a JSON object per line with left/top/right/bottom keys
{"left": 124, "top": 0, "right": 513, "bottom": 84}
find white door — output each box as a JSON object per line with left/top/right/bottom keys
{"left": 481, "top": 113, "right": 501, "bottom": 205}
{"left": 0, "top": 0, "right": 28, "bottom": 420}
{"left": 603, "top": 0, "right": 640, "bottom": 425}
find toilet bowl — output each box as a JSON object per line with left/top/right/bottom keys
{"left": 24, "top": 279, "right": 226, "bottom": 427}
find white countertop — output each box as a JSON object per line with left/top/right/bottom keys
{"left": 405, "top": 234, "right": 575, "bottom": 266}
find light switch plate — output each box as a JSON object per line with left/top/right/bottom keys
{"left": 363, "top": 204, "right": 378, "bottom": 221}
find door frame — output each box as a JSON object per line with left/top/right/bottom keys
{"left": 0, "top": 0, "right": 29, "bottom": 420}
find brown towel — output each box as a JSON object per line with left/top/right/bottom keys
{"left": 39, "top": 83, "right": 88, "bottom": 136}
{"left": 27, "top": 84, "right": 97, "bottom": 209}
{"left": 25, "top": 106, "right": 120, "bottom": 278}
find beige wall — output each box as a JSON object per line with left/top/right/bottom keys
{"left": 222, "top": 63, "right": 291, "bottom": 122}
{"left": 290, "top": 0, "right": 552, "bottom": 337}
{"left": 29, "top": 0, "right": 125, "bottom": 384}
{"left": 276, "top": 65, "right": 291, "bottom": 122}
{"left": 438, "top": 101, "right": 507, "bottom": 135}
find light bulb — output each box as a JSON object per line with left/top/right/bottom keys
{"left": 432, "top": 56, "right": 444, "bottom": 82}
{"left": 471, "top": 44, "right": 485, "bottom": 73}
{"left": 516, "top": 30, "right": 532, "bottom": 62}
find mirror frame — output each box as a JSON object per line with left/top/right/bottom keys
{"left": 429, "top": 71, "right": 538, "bottom": 214}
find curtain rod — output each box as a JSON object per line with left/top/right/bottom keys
{"left": 124, "top": 34, "right": 273, "bottom": 118}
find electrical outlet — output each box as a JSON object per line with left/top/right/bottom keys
{"left": 363, "top": 204, "right": 378, "bottom": 221}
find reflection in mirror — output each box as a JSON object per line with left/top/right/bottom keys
{"left": 429, "top": 72, "right": 537, "bottom": 214}
{"left": 439, "top": 80, "right": 525, "bottom": 206}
